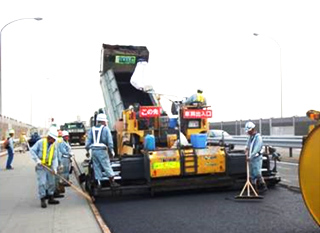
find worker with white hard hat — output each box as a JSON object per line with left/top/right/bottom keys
{"left": 59, "top": 130, "right": 73, "bottom": 186}
{"left": 85, "top": 113, "right": 120, "bottom": 188}
{"left": 30, "top": 126, "right": 60, "bottom": 208}
{"left": 53, "top": 130, "right": 65, "bottom": 198}
{"left": 5, "top": 129, "right": 15, "bottom": 170}
{"left": 244, "top": 121, "right": 267, "bottom": 194}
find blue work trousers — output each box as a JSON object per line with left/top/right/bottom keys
{"left": 61, "top": 157, "right": 71, "bottom": 181}
{"left": 35, "top": 165, "right": 55, "bottom": 199}
{"left": 249, "top": 155, "right": 263, "bottom": 183}
{"left": 92, "top": 149, "right": 114, "bottom": 180}
{"left": 6, "top": 148, "right": 14, "bottom": 169}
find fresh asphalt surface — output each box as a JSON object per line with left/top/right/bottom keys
{"left": 73, "top": 146, "right": 319, "bottom": 233}
{"left": 94, "top": 186, "right": 319, "bottom": 233}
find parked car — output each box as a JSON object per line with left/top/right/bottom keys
{"left": 207, "top": 129, "right": 234, "bottom": 149}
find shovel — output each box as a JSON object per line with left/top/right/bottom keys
{"left": 71, "top": 156, "right": 86, "bottom": 183}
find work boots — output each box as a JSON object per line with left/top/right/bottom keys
{"left": 40, "top": 198, "right": 47, "bottom": 208}
{"left": 256, "top": 179, "right": 268, "bottom": 194}
{"left": 109, "top": 177, "right": 120, "bottom": 188}
{"left": 48, "top": 195, "right": 60, "bottom": 205}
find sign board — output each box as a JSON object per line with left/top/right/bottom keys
{"left": 139, "top": 106, "right": 161, "bottom": 118}
{"left": 183, "top": 109, "right": 212, "bottom": 119}
{"left": 115, "top": 55, "right": 136, "bottom": 65}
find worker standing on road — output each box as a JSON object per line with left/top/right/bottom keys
{"left": 30, "top": 127, "right": 60, "bottom": 208}
{"left": 184, "top": 89, "right": 207, "bottom": 106}
{"left": 85, "top": 113, "right": 120, "bottom": 188}
{"left": 5, "top": 129, "right": 15, "bottom": 170}
{"left": 59, "top": 130, "right": 73, "bottom": 186}
{"left": 244, "top": 121, "right": 268, "bottom": 193}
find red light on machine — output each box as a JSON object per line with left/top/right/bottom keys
{"left": 183, "top": 109, "right": 212, "bottom": 119}
{"left": 139, "top": 106, "right": 161, "bottom": 118}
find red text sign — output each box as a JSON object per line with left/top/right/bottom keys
{"left": 139, "top": 106, "right": 161, "bottom": 118}
{"left": 183, "top": 109, "right": 212, "bottom": 119}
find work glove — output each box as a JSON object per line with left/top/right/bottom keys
{"left": 58, "top": 165, "right": 64, "bottom": 173}
{"left": 36, "top": 160, "right": 42, "bottom": 166}
{"left": 52, "top": 169, "right": 57, "bottom": 175}
{"left": 85, "top": 152, "right": 90, "bottom": 158}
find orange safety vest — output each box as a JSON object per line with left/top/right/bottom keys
{"left": 42, "top": 138, "right": 55, "bottom": 166}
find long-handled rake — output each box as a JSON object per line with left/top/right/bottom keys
{"left": 235, "top": 157, "right": 264, "bottom": 200}
{"left": 25, "top": 136, "right": 94, "bottom": 202}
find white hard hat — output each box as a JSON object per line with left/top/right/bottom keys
{"left": 47, "top": 126, "right": 58, "bottom": 140}
{"left": 97, "top": 113, "right": 108, "bottom": 122}
{"left": 9, "top": 129, "right": 15, "bottom": 134}
{"left": 245, "top": 121, "right": 255, "bottom": 133}
{"left": 62, "top": 130, "right": 69, "bottom": 137}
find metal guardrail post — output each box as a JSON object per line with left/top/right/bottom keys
{"left": 289, "top": 147, "right": 293, "bottom": 157}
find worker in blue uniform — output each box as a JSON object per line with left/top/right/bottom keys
{"left": 244, "top": 121, "right": 267, "bottom": 193}
{"left": 85, "top": 113, "right": 119, "bottom": 188}
{"left": 59, "top": 130, "right": 73, "bottom": 186}
{"left": 30, "top": 127, "right": 60, "bottom": 208}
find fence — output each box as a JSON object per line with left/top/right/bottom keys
{"left": 209, "top": 116, "right": 315, "bottom": 136}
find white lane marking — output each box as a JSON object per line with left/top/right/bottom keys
{"left": 281, "top": 178, "right": 292, "bottom": 183}
{"left": 277, "top": 166, "right": 291, "bottom": 170}
{"left": 279, "top": 161, "right": 299, "bottom": 166}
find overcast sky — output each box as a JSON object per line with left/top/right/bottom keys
{"left": 1, "top": 0, "right": 319, "bottom": 128}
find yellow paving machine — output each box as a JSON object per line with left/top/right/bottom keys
{"left": 83, "top": 44, "right": 280, "bottom": 196}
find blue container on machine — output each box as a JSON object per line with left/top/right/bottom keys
{"left": 144, "top": 134, "right": 155, "bottom": 151}
{"left": 190, "top": 134, "right": 207, "bottom": 148}
{"left": 169, "top": 118, "right": 178, "bottom": 128}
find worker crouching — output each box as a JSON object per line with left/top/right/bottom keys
{"left": 30, "top": 127, "right": 60, "bottom": 208}
{"left": 85, "top": 113, "right": 120, "bottom": 188}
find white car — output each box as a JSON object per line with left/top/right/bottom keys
{"left": 207, "top": 129, "right": 234, "bottom": 149}
{"left": 207, "top": 129, "right": 232, "bottom": 139}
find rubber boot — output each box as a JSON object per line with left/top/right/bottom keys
{"left": 109, "top": 177, "right": 120, "bottom": 188}
{"left": 40, "top": 198, "right": 47, "bottom": 208}
{"left": 259, "top": 182, "right": 268, "bottom": 194}
{"left": 48, "top": 195, "right": 60, "bottom": 205}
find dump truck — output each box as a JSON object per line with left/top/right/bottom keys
{"left": 61, "top": 122, "right": 86, "bottom": 145}
{"left": 299, "top": 110, "right": 320, "bottom": 226}
{"left": 83, "top": 44, "right": 280, "bottom": 196}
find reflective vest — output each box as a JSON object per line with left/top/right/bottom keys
{"left": 42, "top": 138, "right": 55, "bottom": 166}
{"left": 92, "top": 126, "right": 107, "bottom": 149}
{"left": 196, "top": 93, "right": 204, "bottom": 103}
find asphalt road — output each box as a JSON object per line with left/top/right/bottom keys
{"left": 73, "top": 146, "right": 319, "bottom": 233}
{"left": 95, "top": 186, "right": 319, "bottom": 233}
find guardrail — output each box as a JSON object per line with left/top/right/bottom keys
{"left": 207, "top": 135, "right": 303, "bottom": 157}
